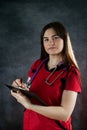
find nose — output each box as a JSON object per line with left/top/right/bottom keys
{"left": 49, "top": 38, "right": 55, "bottom": 45}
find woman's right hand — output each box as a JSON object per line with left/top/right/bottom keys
{"left": 12, "top": 79, "right": 28, "bottom": 89}
{"left": 12, "top": 79, "right": 22, "bottom": 87}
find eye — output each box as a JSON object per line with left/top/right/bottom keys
{"left": 53, "top": 35, "right": 60, "bottom": 40}
{"left": 43, "top": 38, "right": 49, "bottom": 42}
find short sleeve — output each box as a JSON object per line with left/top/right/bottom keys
{"left": 65, "top": 66, "right": 82, "bottom": 93}
{"left": 28, "top": 59, "right": 42, "bottom": 77}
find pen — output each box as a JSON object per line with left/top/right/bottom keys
{"left": 26, "top": 80, "right": 31, "bottom": 88}
{"left": 20, "top": 78, "right": 23, "bottom": 84}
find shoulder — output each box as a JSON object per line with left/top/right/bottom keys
{"left": 28, "top": 59, "right": 43, "bottom": 77}
{"left": 68, "top": 64, "right": 81, "bottom": 77}
{"left": 30, "top": 58, "right": 47, "bottom": 71}
{"left": 67, "top": 64, "right": 82, "bottom": 87}
{"left": 65, "top": 64, "right": 82, "bottom": 92}
{"left": 31, "top": 59, "right": 43, "bottom": 68}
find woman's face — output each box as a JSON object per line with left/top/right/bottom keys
{"left": 43, "top": 28, "right": 64, "bottom": 56}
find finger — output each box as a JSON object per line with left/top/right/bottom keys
{"left": 12, "top": 81, "right": 18, "bottom": 87}
{"left": 11, "top": 90, "right": 18, "bottom": 99}
{"left": 15, "top": 79, "right": 22, "bottom": 87}
{"left": 17, "top": 90, "right": 22, "bottom": 95}
{"left": 12, "top": 79, "right": 20, "bottom": 87}
{"left": 21, "top": 83, "right": 26, "bottom": 88}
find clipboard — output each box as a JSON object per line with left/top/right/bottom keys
{"left": 5, "top": 84, "right": 47, "bottom": 106}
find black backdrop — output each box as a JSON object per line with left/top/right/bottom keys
{"left": 0, "top": 0, "right": 87, "bottom": 130}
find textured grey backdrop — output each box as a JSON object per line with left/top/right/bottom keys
{"left": 0, "top": 0, "right": 87, "bottom": 130}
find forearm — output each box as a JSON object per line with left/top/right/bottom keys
{"left": 29, "top": 104, "right": 69, "bottom": 122}
{"left": 11, "top": 90, "right": 77, "bottom": 122}
{"left": 25, "top": 91, "right": 77, "bottom": 122}
{"left": 11, "top": 91, "right": 68, "bottom": 121}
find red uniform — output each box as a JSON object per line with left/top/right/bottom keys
{"left": 23, "top": 59, "right": 81, "bottom": 130}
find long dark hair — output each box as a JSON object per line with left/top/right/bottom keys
{"left": 40, "top": 21, "right": 79, "bottom": 69}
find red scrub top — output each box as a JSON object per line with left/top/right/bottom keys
{"left": 23, "top": 59, "right": 81, "bottom": 130}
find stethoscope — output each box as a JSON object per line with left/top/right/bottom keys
{"left": 26, "top": 58, "right": 67, "bottom": 88}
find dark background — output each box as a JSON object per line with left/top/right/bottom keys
{"left": 0, "top": 0, "right": 87, "bottom": 130}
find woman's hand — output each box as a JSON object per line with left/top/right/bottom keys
{"left": 12, "top": 78, "right": 29, "bottom": 90}
{"left": 11, "top": 90, "right": 32, "bottom": 109}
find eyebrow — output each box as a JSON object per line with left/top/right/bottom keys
{"left": 43, "top": 34, "right": 58, "bottom": 38}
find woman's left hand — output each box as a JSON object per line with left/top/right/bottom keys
{"left": 11, "top": 90, "right": 32, "bottom": 109}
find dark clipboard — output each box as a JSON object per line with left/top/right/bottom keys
{"left": 5, "top": 84, "right": 47, "bottom": 106}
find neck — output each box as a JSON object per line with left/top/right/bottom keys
{"left": 48, "top": 55, "right": 63, "bottom": 69}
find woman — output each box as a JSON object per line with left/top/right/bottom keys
{"left": 11, "top": 21, "right": 82, "bottom": 130}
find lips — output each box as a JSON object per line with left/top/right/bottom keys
{"left": 48, "top": 47, "right": 56, "bottom": 50}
